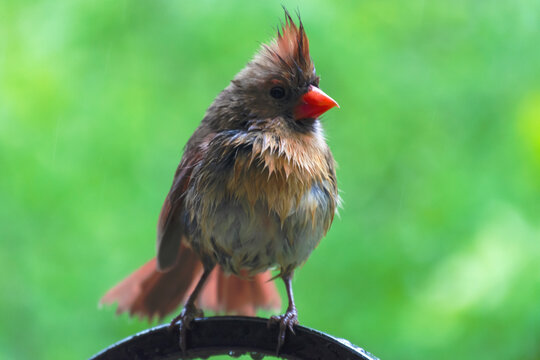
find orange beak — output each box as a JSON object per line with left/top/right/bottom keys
{"left": 294, "top": 85, "right": 339, "bottom": 120}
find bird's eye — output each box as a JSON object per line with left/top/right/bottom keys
{"left": 270, "top": 86, "right": 286, "bottom": 99}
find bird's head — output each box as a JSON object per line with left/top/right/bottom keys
{"left": 218, "top": 10, "right": 338, "bottom": 132}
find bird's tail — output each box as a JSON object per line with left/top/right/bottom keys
{"left": 100, "top": 244, "right": 281, "bottom": 319}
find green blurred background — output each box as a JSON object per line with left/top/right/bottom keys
{"left": 2, "top": 0, "right": 540, "bottom": 359}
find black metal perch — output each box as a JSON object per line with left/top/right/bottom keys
{"left": 91, "top": 316, "right": 379, "bottom": 360}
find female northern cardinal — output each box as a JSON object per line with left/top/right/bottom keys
{"left": 101, "top": 10, "right": 339, "bottom": 353}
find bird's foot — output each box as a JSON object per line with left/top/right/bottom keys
{"left": 168, "top": 304, "right": 204, "bottom": 354}
{"left": 268, "top": 307, "right": 299, "bottom": 354}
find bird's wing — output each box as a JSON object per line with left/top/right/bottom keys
{"left": 156, "top": 136, "right": 209, "bottom": 271}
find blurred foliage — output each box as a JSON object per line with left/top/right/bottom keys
{"left": 1, "top": 0, "right": 540, "bottom": 359}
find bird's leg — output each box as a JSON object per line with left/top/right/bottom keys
{"left": 269, "top": 271, "right": 299, "bottom": 354}
{"left": 169, "top": 264, "right": 215, "bottom": 354}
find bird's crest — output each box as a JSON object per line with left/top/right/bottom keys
{"left": 259, "top": 9, "right": 314, "bottom": 78}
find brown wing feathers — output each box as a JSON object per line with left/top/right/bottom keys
{"left": 156, "top": 146, "right": 204, "bottom": 271}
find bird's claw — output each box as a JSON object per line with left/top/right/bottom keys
{"left": 268, "top": 308, "right": 299, "bottom": 354}
{"left": 169, "top": 304, "right": 204, "bottom": 354}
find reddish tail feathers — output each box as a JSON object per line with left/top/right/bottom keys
{"left": 100, "top": 244, "right": 281, "bottom": 320}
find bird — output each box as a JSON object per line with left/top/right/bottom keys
{"left": 101, "top": 9, "right": 340, "bottom": 354}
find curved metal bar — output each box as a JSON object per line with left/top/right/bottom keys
{"left": 90, "top": 316, "right": 379, "bottom": 360}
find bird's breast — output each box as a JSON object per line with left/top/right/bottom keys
{"left": 183, "top": 130, "right": 337, "bottom": 275}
